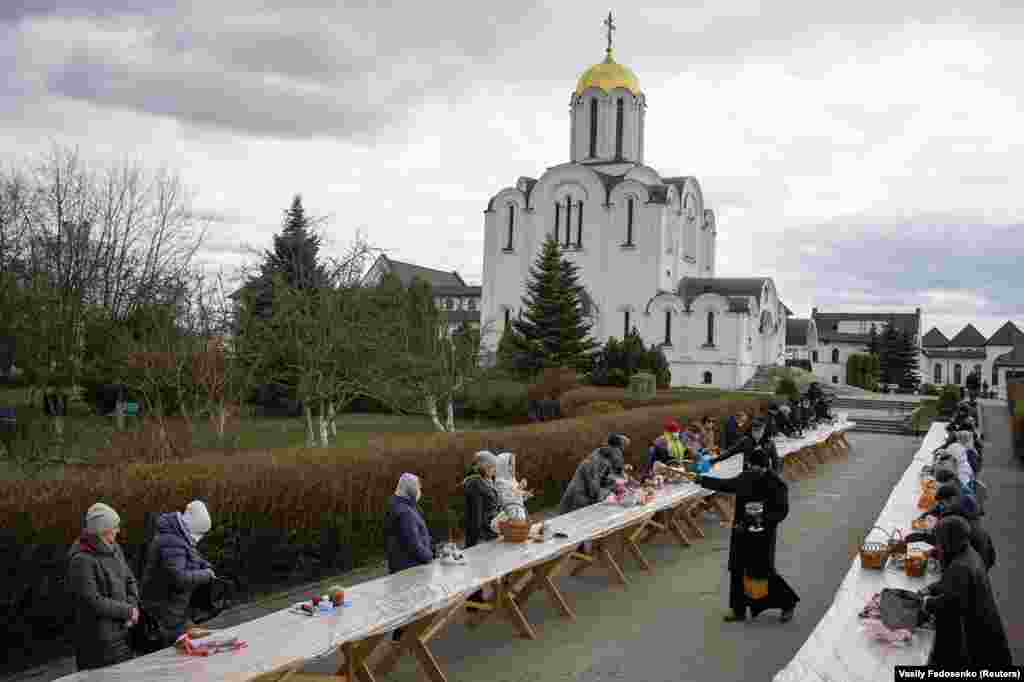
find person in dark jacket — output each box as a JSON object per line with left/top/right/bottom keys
{"left": 722, "top": 413, "right": 743, "bottom": 451}
{"left": 558, "top": 441, "right": 627, "bottom": 514}
{"left": 66, "top": 502, "right": 139, "bottom": 671}
{"left": 909, "top": 484, "right": 995, "bottom": 571}
{"left": 921, "top": 515, "right": 1011, "bottom": 668}
{"left": 696, "top": 447, "right": 798, "bottom": 623}
{"left": 385, "top": 473, "right": 434, "bottom": 640}
{"left": 712, "top": 418, "right": 780, "bottom": 473}
{"left": 463, "top": 451, "right": 500, "bottom": 548}
{"left": 140, "top": 500, "right": 215, "bottom": 645}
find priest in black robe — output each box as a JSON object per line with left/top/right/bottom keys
{"left": 696, "top": 445, "right": 799, "bottom": 623}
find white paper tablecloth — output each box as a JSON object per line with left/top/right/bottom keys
{"left": 773, "top": 422, "right": 948, "bottom": 682}
{"left": 55, "top": 424, "right": 853, "bottom": 682}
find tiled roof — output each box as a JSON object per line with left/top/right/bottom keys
{"left": 921, "top": 327, "right": 949, "bottom": 348}
{"left": 434, "top": 285, "right": 481, "bottom": 297}
{"left": 986, "top": 321, "right": 1024, "bottom": 347}
{"left": 994, "top": 344, "right": 1024, "bottom": 368}
{"left": 787, "top": 318, "right": 810, "bottom": 346}
{"left": 922, "top": 349, "right": 987, "bottom": 360}
{"left": 677, "top": 277, "right": 771, "bottom": 309}
{"left": 812, "top": 311, "right": 919, "bottom": 344}
{"left": 373, "top": 256, "right": 466, "bottom": 289}
{"left": 947, "top": 323, "right": 987, "bottom": 348}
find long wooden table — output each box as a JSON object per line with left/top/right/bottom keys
{"left": 773, "top": 423, "right": 945, "bottom": 682}
{"left": 54, "top": 422, "right": 854, "bottom": 682}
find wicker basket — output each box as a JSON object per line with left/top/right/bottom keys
{"left": 887, "top": 529, "right": 907, "bottom": 556}
{"left": 905, "top": 552, "right": 927, "bottom": 578}
{"left": 859, "top": 526, "right": 890, "bottom": 570}
{"left": 499, "top": 519, "right": 532, "bottom": 543}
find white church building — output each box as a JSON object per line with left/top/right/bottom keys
{"left": 479, "top": 19, "right": 789, "bottom": 389}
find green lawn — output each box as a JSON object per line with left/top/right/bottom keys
{"left": 0, "top": 386, "right": 504, "bottom": 480}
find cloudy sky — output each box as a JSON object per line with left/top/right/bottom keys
{"left": 4, "top": 1, "right": 1023, "bottom": 338}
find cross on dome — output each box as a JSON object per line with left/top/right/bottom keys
{"left": 604, "top": 11, "right": 616, "bottom": 55}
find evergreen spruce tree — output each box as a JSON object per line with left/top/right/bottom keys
{"left": 866, "top": 324, "right": 880, "bottom": 356}
{"left": 508, "top": 236, "right": 597, "bottom": 374}
{"left": 879, "top": 323, "right": 901, "bottom": 385}
{"left": 247, "top": 195, "right": 329, "bottom": 320}
{"left": 897, "top": 329, "right": 921, "bottom": 389}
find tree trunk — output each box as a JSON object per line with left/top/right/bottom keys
{"left": 425, "top": 394, "right": 446, "bottom": 432}
{"left": 304, "top": 404, "right": 315, "bottom": 447}
{"left": 216, "top": 403, "right": 227, "bottom": 441}
{"left": 327, "top": 401, "right": 338, "bottom": 438}
{"left": 114, "top": 400, "right": 126, "bottom": 431}
{"left": 318, "top": 400, "right": 330, "bottom": 447}
{"left": 445, "top": 397, "right": 455, "bottom": 432}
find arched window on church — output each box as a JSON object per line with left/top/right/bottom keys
{"left": 564, "top": 196, "right": 573, "bottom": 248}
{"left": 589, "top": 98, "right": 598, "bottom": 158}
{"left": 554, "top": 201, "right": 561, "bottom": 243}
{"left": 831, "top": 348, "right": 840, "bottom": 364}
{"left": 625, "top": 196, "right": 635, "bottom": 246}
{"left": 934, "top": 363, "right": 942, "bottom": 384}
{"left": 623, "top": 310, "right": 631, "bottom": 339}
{"left": 954, "top": 364, "right": 962, "bottom": 385}
{"left": 703, "top": 371, "right": 712, "bottom": 385}
{"left": 812, "top": 350, "right": 819, "bottom": 363}
{"left": 706, "top": 311, "right": 714, "bottom": 347}
{"left": 992, "top": 364, "right": 999, "bottom": 387}
{"left": 615, "top": 98, "right": 624, "bottom": 158}
{"left": 504, "top": 308, "right": 511, "bottom": 330}
{"left": 506, "top": 204, "right": 515, "bottom": 250}
{"left": 664, "top": 309, "right": 672, "bottom": 346}
{"left": 576, "top": 200, "right": 583, "bottom": 247}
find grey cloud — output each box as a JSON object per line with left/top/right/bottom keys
{"left": 765, "top": 216, "right": 1024, "bottom": 320}
{"left": 34, "top": 1, "right": 552, "bottom": 142}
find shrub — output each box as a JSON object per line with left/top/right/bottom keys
{"left": 919, "top": 383, "right": 939, "bottom": 397}
{"left": 462, "top": 377, "right": 529, "bottom": 421}
{"left": 589, "top": 334, "right": 670, "bottom": 389}
{"left": 936, "top": 384, "right": 961, "bottom": 418}
{"left": 573, "top": 401, "right": 625, "bottom": 417}
{"left": 776, "top": 376, "right": 799, "bottom": 401}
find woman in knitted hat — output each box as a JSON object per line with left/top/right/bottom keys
{"left": 66, "top": 502, "right": 140, "bottom": 670}
{"left": 140, "top": 500, "right": 215, "bottom": 646}
{"left": 463, "top": 452, "right": 500, "bottom": 549}
{"left": 385, "top": 473, "right": 434, "bottom": 641}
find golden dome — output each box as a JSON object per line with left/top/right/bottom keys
{"left": 575, "top": 51, "right": 641, "bottom": 96}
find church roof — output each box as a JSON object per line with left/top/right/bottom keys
{"left": 948, "top": 323, "right": 987, "bottom": 348}
{"left": 677, "top": 277, "right": 771, "bottom": 309}
{"left": 921, "top": 327, "right": 949, "bottom": 347}
{"left": 986, "top": 321, "right": 1024, "bottom": 347}
{"left": 994, "top": 344, "right": 1024, "bottom": 367}
{"left": 922, "top": 348, "right": 987, "bottom": 360}
{"left": 812, "top": 310, "right": 919, "bottom": 344}
{"left": 787, "top": 318, "right": 810, "bottom": 347}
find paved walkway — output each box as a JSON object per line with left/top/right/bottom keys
{"left": 978, "top": 405, "right": 1023, "bottom": 664}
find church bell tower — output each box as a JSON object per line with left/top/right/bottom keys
{"left": 570, "top": 12, "right": 646, "bottom": 165}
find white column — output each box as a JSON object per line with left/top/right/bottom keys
{"left": 569, "top": 102, "right": 576, "bottom": 161}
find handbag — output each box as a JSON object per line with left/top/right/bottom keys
{"left": 130, "top": 605, "right": 167, "bottom": 654}
{"left": 879, "top": 588, "right": 923, "bottom": 631}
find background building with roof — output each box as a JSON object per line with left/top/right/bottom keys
{"left": 784, "top": 317, "right": 819, "bottom": 363}
{"left": 479, "top": 19, "right": 790, "bottom": 388}
{"left": 919, "top": 320, "right": 1024, "bottom": 398}
{"left": 362, "top": 255, "right": 481, "bottom": 334}
{"left": 809, "top": 308, "right": 922, "bottom": 387}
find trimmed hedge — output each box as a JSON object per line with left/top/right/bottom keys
{"left": 0, "top": 395, "right": 767, "bottom": 674}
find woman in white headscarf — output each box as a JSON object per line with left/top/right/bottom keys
{"left": 491, "top": 452, "right": 530, "bottom": 532}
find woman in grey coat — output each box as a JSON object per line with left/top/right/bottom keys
{"left": 558, "top": 435, "right": 629, "bottom": 514}
{"left": 66, "top": 502, "right": 140, "bottom": 671}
